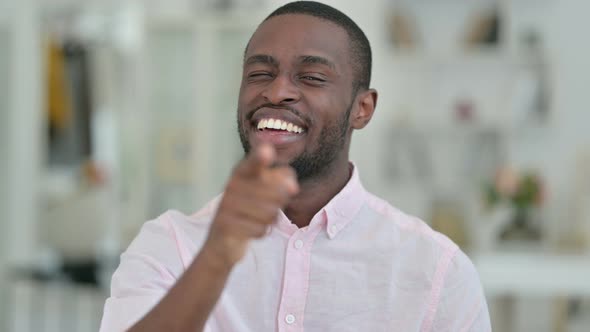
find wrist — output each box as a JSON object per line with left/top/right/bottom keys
{"left": 200, "top": 238, "right": 239, "bottom": 273}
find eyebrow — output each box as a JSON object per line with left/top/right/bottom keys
{"left": 244, "top": 54, "right": 279, "bottom": 67}
{"left": 244, "top": 54, "right": 336, "bottom": 71}
{"left": 298, "top": 55, "right": 335, "bottom": 70}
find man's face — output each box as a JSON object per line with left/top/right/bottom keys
{"left": 237, "top": 14, "right": 356, "bottom": 181}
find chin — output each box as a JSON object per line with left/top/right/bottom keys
{"left": 272, "top": 150, "right": 299, "bottom": 167}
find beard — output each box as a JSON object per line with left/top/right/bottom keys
{"left": 237, "top": 102, "right": 353, "bottom": 182}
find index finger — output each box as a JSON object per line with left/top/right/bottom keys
{"left": 235, "top": 143, "right": 276, "bottom": 176}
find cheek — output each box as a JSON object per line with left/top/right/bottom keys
{"left": 237, "top": 91, "right": 256, "bottom": 120}
{"left": 314, "top": 100, "right": 349, "bottom": 128}
{"left": 239, "top": 80, "right": 264, "bottom": 99}
{"left": 238, "top": 83, "right": 255, "bottom": 105}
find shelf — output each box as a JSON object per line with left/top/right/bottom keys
{"left": 473, "top": 251, "right": 590, "bottom": 297}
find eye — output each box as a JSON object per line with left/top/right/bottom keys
{"left": 299, "top": 75, "right": 326, "bottom": 83}
{"left": 247, "top": 72, "right": 273, "bottom": 81}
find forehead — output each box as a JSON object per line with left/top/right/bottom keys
{"left": 246, "top": 14, "right": 351, "bottom": 70}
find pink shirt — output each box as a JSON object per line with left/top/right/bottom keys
{"left": 100, "top": 166, "right": 490, "bottom": 331}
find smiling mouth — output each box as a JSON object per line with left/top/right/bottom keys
{"left": 256, "top": 118, "right": 306, "bottom": 134}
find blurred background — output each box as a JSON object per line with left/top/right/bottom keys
{"left": 1, "top": 0, "right": 590, "bottom": 331}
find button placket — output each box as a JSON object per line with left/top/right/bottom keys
{"left": 277, "top": 225, "right": 323, "bottom": 331}
{"left": 294, "top": 239, "right": 304, "bottom": 249}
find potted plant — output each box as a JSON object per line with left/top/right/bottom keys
{"left": 484, "top": 166, "right": 546, "bottom": 241}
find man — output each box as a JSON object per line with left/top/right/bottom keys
{"left": 100, "top": 2, "right": 491, "bottom": 331}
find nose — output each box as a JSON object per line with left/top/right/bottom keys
{"left": 261, "top": 74, "right": 300, "bottom": 105}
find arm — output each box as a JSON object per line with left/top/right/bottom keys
{"left": 126, "top": 244, "right": 231, "bottom": 332}
{"left": 117, "top": 144, "right": 298, "bottom": 332}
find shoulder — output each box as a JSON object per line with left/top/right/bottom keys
{"left": 127, "top": 195, "right": 222, "bottom": 269}
{"left": 362, "top": 191, "right": 459, "bottom": 257}
{"left": 360, "top": 193, "right": 488, "bottom": 330}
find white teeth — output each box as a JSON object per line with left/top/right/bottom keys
{"left": 257, "top": 119, "right": 268, "bottom": 130}
{"left": 257, "top": 118, "right": 304, "bottom": 133}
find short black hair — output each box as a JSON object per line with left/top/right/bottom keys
{"left": 262, "top": 1, "right": 372, "bottom": 91}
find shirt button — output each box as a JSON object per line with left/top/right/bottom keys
{"left": 294, "top": 240, "right": 304, "bottom": 249}
{"left": 330, "top": 225, "right": 338, "bottom": 233}
{"left": 285, "top": 314, "right": 296, "bottom": 324}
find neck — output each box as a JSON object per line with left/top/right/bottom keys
{"left": 283, "top": 158, "right": 352, "bottom": 228}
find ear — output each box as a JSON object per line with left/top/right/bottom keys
{"left": 350, "top": 88, "right": 378, "bottom": 129}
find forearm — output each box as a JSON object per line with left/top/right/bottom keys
{"left": 128, "top": 244, "right": 233, "bottom": 332}
{"left": 128, "top": 145, "right": 294, "bottom": 331}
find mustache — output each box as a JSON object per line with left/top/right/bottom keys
{"left": 246, "top": 103, "right": 311, "bottom": 125}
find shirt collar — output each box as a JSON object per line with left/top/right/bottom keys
{"left": 272, "top": 163, "right": 367, "bottom": 239}
{"left": 204, "top": 163, "right": 367, "bottom": 240}
{"left": 322, "top": 162, "right": 366, "bottom": 239}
